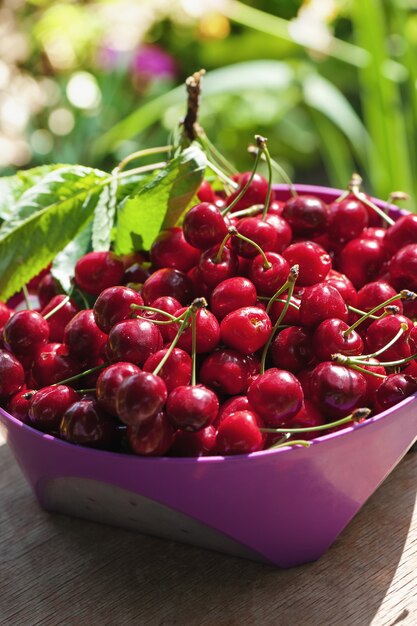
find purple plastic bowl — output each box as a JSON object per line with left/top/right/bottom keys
{"left": 1, "top": 184, "right": 416, "bottom": 569}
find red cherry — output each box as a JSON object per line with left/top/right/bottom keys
{"left": 166, "top": 384, "right": 219, "bottom": 431}
{"left": 366, "top": 314, "right": 413, "bottom": 362}
{"left": 127, "top": 411, "right": 174, "bottom": 456}
{"left": 0, "top": 350, "right": 25, "bottom": 398}
{"left": 384, "top": 214, "right": 417, "bottom": 255}
{"left": 282, "top": 195, "right": 329, "bottom": 236}
{"left": 116, "top": 371, "right": 167, "bottom": 426}
{"left": 41, "top": 295, "right": 79, "bottom": 342}
{"left": 93, "top": 286, "right": 144, "bottom": 333}
{"left": 150, "top": 227, "right": 201, "bottom": 272}
{"left": 199, "top": 348, "right": 257, "bottom": 395}
{"left": 165, "top": 307, "right": 220, "bottom": 354}
{"left": 170, "top": 425, "right": 217, "bottom": 457}
{"left": 375, "top": 373, "right": 417, "bottom": 412}
{"left": 64, "top": 310, "right": 107, "bottom": 366}
{"left": 247, "top": 368, "right": 303, "bottom": 427}
{"left": 216, "top": 410, "right": 264, "bottom": 455}
{"left": 31, "top": 348, "right": 81, "bottom": 388}
{"left": 309, "top": 362, "right": 367, "bottom": 417}
{"left": 214, "top": 395, "right": 253, "bottom": 427}
{"left": 183, "top": 203, "right": 229, "bottom": 250}
{"left": 210, "top": 277, "right": 257, "bottom": 320}
{"left": 96, "top": 362, "right": 141, "bottom": 414}
{"left": 338, "top": 238, "right": 386, "bottom": 289}
{"left": 143, "top": 347, "right": 192, "bottom": 392}
{"left": 268, "top": 295, "right": 301, "bottom": 326}
{"left": 107, "top": 318, "right": 162, "bottom": 366}
{"left": 271, "top": 326, "right": 314, "bottom": 373}
{"left": 60, "top": 399, "right": 119, "bottom": 449}
{"left": 262, "top": 214, "right": 292, "bottom": 252}
{"left": 197, "top": 180, "right": 217, "bottom": 203}
{"left": 226, "top": 172, "right": 269, "bottom": 211}
{"left": 324, "top": 269, "right": 358, "bottom": 307}
{"left": 37, "top": 273, "right": 61, "bottom": 308}
{"left": 388, "top": 244, "right": 417, "bottom": 291}
{"left": 74, "top": 251, "right": 125, "bottom": 296}
{"left": 282, "top": 241, "right": 331, "bottom": 286}
{"left": 248, "top": 252, "right": 290, "bottom": 297}
{"left": 357, "top": 358, "right": 386, "bottom": 406}
{"left": 0, "top": 301, "right": 13, "bottom": 332}
{"left": 123, "top": 261, "right": 151, "bottom": 287}
{"left": 220, "top": 306, "right": 272, "bottom": 354}
{"left": 328, "top": 197, "right": 368, "bottom": 243}
{"left": 28, "top": 385, "right": 78, "bottom": 433}
{"left": 7, "top": 388, "right": 35, "bottom": 424}
{"left": 3, "top": 310, "right": 49, "bottom": 362}
{"left": 198, "top": 244, "right": 239, "bottom": 287}
{"left": 299, "top": 282, "right": 348, "bottom": 327}
{"left": 312, "top": 318, "right": 363, "bottom": 362}
{"left": 231, "top": 217, "right": 278, "bottom": 258}
{"left": 141, "top": 268, "right": 193, "bottom": 305}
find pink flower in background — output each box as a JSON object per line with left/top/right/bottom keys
{"left": 131, "top": 44, "right": 178, "bottom": 80}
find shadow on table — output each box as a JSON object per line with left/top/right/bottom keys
{"left": 1, "top": 444, "right": 416, "bottom": 625}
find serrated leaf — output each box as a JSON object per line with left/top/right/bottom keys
{"left": 114, "top": 144, "right": 206, "bottom": 254}
{"left": 51, "top": 223, "right": 93, "bottom": 293}
{"left": 0, "top": 166, "right": 110, "bottom": 300}
{"left": 0, "top": 164, "right": 66, "bottom": 221}
{"left": 92, "top": 174, "right": 118, "bottom": 251}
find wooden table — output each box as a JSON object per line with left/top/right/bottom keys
{"left": 1, "top": 433, "right": 417, "bottom": 626}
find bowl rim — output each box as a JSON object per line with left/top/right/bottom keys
{"left": 1, "top": 182, "right": 414, "bottom": 464}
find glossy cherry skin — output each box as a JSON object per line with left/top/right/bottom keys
{"left": 187, "top": 266, "right": 212, "bottom": 301}
{"left": 165, "top": 307, "right": 220, "bottom": 354}
{"left": 143, "top": 348, "right": 192, "bottom": 392}
{"left": 338, "top": 238, "right": 386, "bottom": 289}
{"left": 375, "top": 373, "right": 417, "bottom": 412}
{"left": 140, "top": 295, "right": 182, "bottom": 342}
{"left": 199, "top": 348, "right": 257, "bottom": 395}
{"left": 3, "top": 310, "right": 49, "bottom": 362}
{"left": 312, "top": 318, "right": 363, "bottom": 362}
{"left": 220, "top": 306, "right": 272, "bottom": 354}
{"left": 282, "top": 241, "right": 332, "bottom": 286}
{"left": 299, "top": 282, "right": 348, "bottom": 327}
{"left": 7, "top": 388, "right": 35, "bottom": 424}
{"left": 0, "top": 350, "right": 25, "bottom": 398}
{"left": 37, "top": 273, "right": 61, "bottom": 308}
{"left": 355, "top": 281, "right": 402, "bottom": 331}
{"left": 93, "top": 286, "right": 144, "bottom": 333}
{"left": 388, "top": 244, "right": 417, "bottom": 291}
{"left": 384, "top": 214, "right": 417, "bottom": 255}
{"left": 210, "top": 277, "right": 257, "bottom": 320}
{"left": 107, "top": 318, "right": 162, "bottom": 366}
{"left": 357, "top": 358, "right": 387, "bottom": 406}
{"left": 282, "top": 194, "right": 329, "bottom": 237}
{"left": 271, "top": 326, "right": 314, "bottom": 373}
{"left": 248, "top": 368, "right": 303, "bottom": 427}
{"left": 264, "top": 400, "right": 325, "bottom": 447}
{"left": 214, "top": 395, "right": 253, "bottom": 427}
{"left": 324, "top": 269, "right": 358, "bottom": 307}
{"left": 28, "top": 385, "right": 78, "bottom": 433}
{"left": 0, "top": 301, "right": 13, "bottom": 332}
{"left": 409, "top": 325, "right": 417, "bottom": 354}
{"left": 96, "top": 362, "right": 141, "bottom": 414}
{"left": 150, "top": 226, "right": 201, "bottom": 272}
{"left": 141, "top": 268, "right": 194, "bottom": 305}
{"left": 216, "top": 410, "right": 264, "bottom": 455}
{"left": 127, "top": 411, "right": 174, "bottom": 456}
{"left": 366, "top": 314, "right": 413, "bottom": 362}
{"left": 116, "top": 371, "right": 167, "bottom": 427}
{"left": 248, "top": 252, "right": 290, "bottom": 297}
{"left": 328, "top": 197, "right": 368, "bottom": 243}
{"left": 226, "top": 172, "right": 269, "bottom": 211}
{"left": 31, "top": 348, "right": 81, "bottom": 388}
{"left": 198, "top": 244, "right": 239, "bottom": 288}
{"left": 231, "top": 217, "right": 278, "bottom": 258}
{"left": 74, "top": 251, "right": 125, "bottom": 296}
{"left": 60, "top": 399, "right": 119, "bottom": 449}
{"left": 41, "top": 295, "right": 79, "bottom": 342}
{"left": 262, "top": 214, "right": 292, "bottom": 252}
{"left": 170, "top": 425, "right": 217, "bottom": 457}
{"left": 197, "top": 180, "right": 217, "bottom": 203}
{"left": 183, "top": 203, "right": 229, "bottom": 250}
{"left": 166, "top": 384, "right": 219, "bottom": 431}
{"left": 64, "top": 310, "right": 107, "bottom": 365}
{"left": 268, "top": 295, "right": 301, "bottom": 326}
{"left": 309, "top": 362, "right": 367, "bottom": 418}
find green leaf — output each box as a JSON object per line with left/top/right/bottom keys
{"left": 0, "top": 164, "right": 66, "bottom": 221}
{"left": 115, "top": 144, "right": 206, "bottom": 254}
{"left": 0, "top": 166, "right": 109, "bottom": 300}
{"left": 92, "top": 175, "right": 118, "bottom": 251}
{"left": 51, "top": 223, "right": 93, "bottom": 293}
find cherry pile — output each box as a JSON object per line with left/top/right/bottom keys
{"left": 2, "top": 168, "right": 417, "bottom": 457}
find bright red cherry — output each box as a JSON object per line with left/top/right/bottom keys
{"left": 166, "top": 384, "right": 219, "bottom": 431}
{"left": 60, "top": 399, "right": 119, "bottom": 449}
{"left": 199, "top": 348, "right": 257, "bottom": 395}
{"left": 64, "top": 310, "right": 107, "bottom": 365}
{"left": 41, "top": 295, "right": 79, "bottom": 342}
{"left": 107, "top": 318, "right": 162, "bottom": 366}
{"left": 0, "top": 350, "right": 25, "bottom": 398}
{"left": 356, "top": 281, "right": 403, "bottom": 325}
{"left": 116, "top": 371, "right": 167, "bottom": 427}
{"left": 375, "top": 373, "right": 417, "bottom": 412}
{"left": 268, "top": 295, "right": 301, "bottom": 326}
{"left": 282, "top": 195, "right": 329, "bottom": 236}
{"left": 231, "top": 218, "right": 277, "bottom": 258}
{"left": 324, "top": 269, "right": 358, "bottom": 307}
{"left": 7, "top": 388, "right": 35, "bottom": 424}
{"left": 271, "top": 326, "right": 314, "bottom": 373}
{"left": 74, "top": 251, "right": 125, "bottom": 296}
{"left": 226, "top": 172, "right": 269, "bottom": 211}
{"left": 127, "top": 411, "right": 174, "bottom": 456}
{"left": 247, "top": 368, "right": 303, "bottom": 427}
{"left": 198, "top": 244, "right": 239, "bottom": 287}
{"left": 141, "top": 268, "right": 194, "bottom": 305}
{"left": 187, "top": 266, "right": 212, "bottom": 301}
{"left": 150, "top": 226, "right": 201, "bottom": 272}
{"left": 93, "top": 286, "right": 144, "bottom": 333}
{"left": 210, "top": 277, "right": 257, "bottom": 320}
{"left": 338, "top": 238, "right": 386, "bottom": 289}
{"left": 282, "top": 241, "right": 331, "bottom": 286}
{"left": 216, "top": 410, "right": 264, "bottom": 455}
{"left": 312, "top": 318, "right": 363, "bottom": 362}
{"left": 28, "top": 385, "right": 78, "bottom": 433}
{"left": 248, "top": 252, "right": 290, "bottom": 297}
{"left": 220, "top": 306, "right": 272, "bottom": 354}
{"left": 299, "top": 282, "right": 348, "bottom": 327}
{"left": 366, "top": 314, "right": 413, "bottom": 362}
{"left": 384, "top": 214, "right": 417, "bottom": 255}
{"left": 328, "top": 197, "right": 368, "bottom": 243}
{"left": 140, "top": 295, "right": 182, "bottom": 342}
{"left": 3, "top": 310, "right": 49, "bottom": 362}
{"left": 388, "top": 244, "right": 417, "bottom": 291}
{"left": 197, "top": 180, "right": 217, "bottom": 203}
{"left": 262, "top": 214, "right": 292, "bottom": 252}
{"left": 183, "top": 203, "right": 229, "bottom": 250}
{"left": 170, "top": 425, "right": 217, "bottom": 457}
{"left": 143, "top": 348, "right": 192, "bottom": 392}
{"left": 0, "top": 301, "right": 13, "bottom": 332}
{"left": 96, "top": 362, "right": 141, "bottom": 414}
{"left": 309, "top": 362, "right": 367, "bottom": 417}
{"left": 31, "top": 347, "right": 81, "bottom": 388}
{"left": 214, "top": 395, "right": 253, "bottom": 427}
{"left": 165, "top": 307, "right": 220, "bottom": 354}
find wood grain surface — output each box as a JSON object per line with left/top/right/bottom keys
{"left": 1, "top": 435, "right": 417, "bottom": 626}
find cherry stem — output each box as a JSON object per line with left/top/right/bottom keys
{"left": 331, "top": 357, "right": 386, "bottom": 379}
{"left": 214, "top": 232, "right": 232, "bottom": 264}
{"left": 343, "top": 293, "right": 404, "bottom": 337}
{"left": 43, "top": 286, "right": 74, "bottom": 320}
{"left": 76, "top": 388, "right": 96, "bottom": 394}
{"left": 248, "top": 146, "right": 296, "bottom": 197}
{"left": 260, "top": 408, "right": 371, "bottom": 435}
{"left": 130, "top": 303, "right": 178, "bottom": 321}
{"left": 22, "top": 285, "right": 32, "bottom": 310}
{"left": 228, "top": 205, "right": 264, "bottom": 219}
{"left": 221, "top": 143, "right": 263, "bottom": 216}
{"left": 255, "top": 136, "right": 273, "bottom": 220}
{"left": 347, "top": 304, "right": 391, "bottom": 321}
{"left": 365, "top": 352, "right": 417, "bottom": 368}
{"left": 53, "top": 363, "right": 108, "bottom": 387}
{"left": 191, "top": 309, "right": 197, "bottom": 386}
{"left": 152, "top": 310, "right": 192, "bottom": 377}
{"left": 260, "top": 265, "right": 299, "bottom": 374}
{"left": 229, "top": 226, "right": 272, "bottom": 269}
{"left": 350, "top": 323, "right": 408, "bottom": 360}
{"left": 115, "top": 145, "right": 173, "bottom": 173}
{"left": 342, "top": 172, "right": 395, "bottom": 226}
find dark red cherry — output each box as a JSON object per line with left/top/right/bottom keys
{"left": 384, "top": 214, "right": 417, "bottom": 255}
{"left": 41, "top": 295, "right": 79, "bottom": 342}
{"left": 28, "top": 385, "right": 78, "bottom": 433}
{"left": 107, "top": 318, "right": 162, "bottom": 366}
{"left": 93, "top": 286, "right": 144, "bottom": 333}
{"left": 140, "top": 295, "right": 182, "bottom": 342}
{"left": 0, "top": 350, "right": 25, "bottom": 398}
{"left": 116, "top": 371, "right": 167, "bottom": 427}
{"left": 285, "top": 401, "right": 325, "bottom": 440}
{"left": 143, "top": 348, "right": 192, "bottom": 392}
{"left": 166, "top": 384, "right": 219, "bottom": 431}
{"left": 282, "top": 194, "right": 329, "bottom": 236}
{"left": 183, "top": 203, "right": 229, "bottom": 249}
{"left": 216, "top": 410, "right": 264, "bottom": 455}
{"left": 388, "top": 244, "right": 417, "bottom": 291}
{"left": 7, "top": 388, "right": 35, "bottom": 424}
{"left": 375, "top": 373, "right": 417, "bottom": 412}
{"left": 210, "top": 277, "right": 257, "bottom": 320}
{"left": 74, "top": 251, "right": 125, "bottom": 296}
{"left": 231, "top": 218, "right": 277, "bottom": 258}
{"left": 247, "top": 368, "right": 303, "bottom": 427}
{"left": 198, "top": 244, "right": 239, "bottom": 287}
{"left": 271, "top": 326, "right": 314, "bottom": 373}
{"left": 3, "top": 310, "right": 49, "bottom": 362}
{"left": 187, "top": 266, "right": 212, "bottom": 300}
{"left": 338, "top": 238, "right": 386, "bottom": 289}
{"left": 248, "top": 252, "right": 290, "bottom": 297}
{"left": 356, "top": 281, "right": 403, "bottom": 325}
{"left": 60, "top": 399, "right": 119, "bottom": 449}
{"left": 150, "top": 226, "right": 201, "bottom": 272}
{"left": 328, "top": 197, "right": 368, "bottom": 243}
{"left": 141, "top": 268, "right": 193, "bottom": 305}
{"left": 282, "top": 241, "right": 331, "bottom": 286}
{"left": 324, "top": 269, "right": 358, "bottom": 307}
{"left": 214, "top": 395, "right": 253, "bottom": 427}
{"left": 96, "top": 362, "right": 141, "bottom": 414}
{"left": 0, "top": 301, "right": 13, "bottom": 332}
{"left": 37, "top": 273, "right": 61, "bottom": 308}
{"left": 309, "top": 362, "right": 367, "bottom": 418}
{"left": 31, "top": 348, "right": 81, "bottom": 388}
{"left": 199, "top": 348, "right": 257, "bottom": 395}
{"left": 299, "top": 282, "right": 348, "bottom": 327}
{"left": 366, "top": 314, "right": 413, "bottom": 362}
{"left": 312, "top": 318, "right": 363, "bottom": 362}
{"left": 64, "top": 310, "right": 107, "bottom": 365}
{"left": 127, "top": 411, "right": 174, "bottom": 456}
{"left": 170, "top": 425, "right": 217, "bottom": 457}
{"left": 226, "top": 172, "right": 269, "bottom": 211}
{"left": 123, "top": 261, "right": 151, "bottom": 287}
{"left": 220, "top": 306, "right": 272, "bottom": 354}
{"left": 358, "top": 358, "right": 386, "bottom": 406}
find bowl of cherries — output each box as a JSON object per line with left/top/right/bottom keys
{"left": 1, "top": 133, "right": 417, "bottom": 568}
